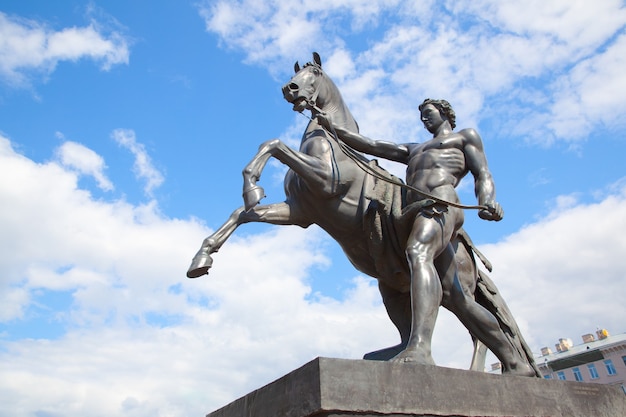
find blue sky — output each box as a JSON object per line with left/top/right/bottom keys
{"left": 1, "top": 1, "right": 626, "bottom": 416}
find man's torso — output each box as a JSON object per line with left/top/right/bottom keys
{"left": 404, "top": 132, "right": 469, "bottom": 201}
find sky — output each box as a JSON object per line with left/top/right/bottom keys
{"left": 1, "top": 1, "right": 626, "bottom": 416}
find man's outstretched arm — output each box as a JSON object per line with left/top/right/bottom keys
{"left": 317, "top": 113, "right": 409, "bottom": 164}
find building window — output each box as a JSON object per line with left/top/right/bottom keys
{"left": 572, "top": 367, "right": 583, "bottom": 381}
{"left": 622, "top": 356, "right": 626, "bottom": 367}
{"left": 587, "top": 363, "right": 599, "bottom": 379}
{"left": 557, "top": 371, "right": 566, "bottom": 380}
{"left": 604, "top": 359, "right": 617, "bottom": 376}
{"left": 544, "top": 374, "right": 553, "bottom": 380}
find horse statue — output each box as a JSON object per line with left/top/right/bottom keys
{"left": 188, "top": 52, "right": 539, "bottom": 376}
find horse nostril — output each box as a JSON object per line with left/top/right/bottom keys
{"left": 288, "top": 83, "right": 298, "bottom": 91}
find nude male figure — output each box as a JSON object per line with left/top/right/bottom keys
{"left": 318, "top": 99, "right": 533, "bottom": 375}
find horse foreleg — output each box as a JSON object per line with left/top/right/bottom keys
{"left": 242, "top": 143, "right": 274, "bottom": 211}
{"left": 187, "top": 202, "right": 308, "bottom": 278}
{"left": 242, "top": 138, "right": 336, "bottom": 210}
{"left": 187, "top": 206, "right": 246, "bottom": 278}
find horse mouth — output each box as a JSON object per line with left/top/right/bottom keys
{"left": 291, "top": 97, "right": 308, "bottom": 113}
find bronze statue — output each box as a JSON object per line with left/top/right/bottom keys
{"left": 317, "top": 98, "right": 510, "bottom": 364}
{"left": 188, "top": 53, "right": 539, "bottom": 376}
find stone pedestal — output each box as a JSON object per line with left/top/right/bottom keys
{"left": 207, "top": 357, "right": 626, "bottom": 417}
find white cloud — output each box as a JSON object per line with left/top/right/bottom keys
{"left": 55, "top": 140, "right": 114, "bottom": 192}
{"left": 464, "top": 0, "right": 626, "bottom": 49}
{"left": 481, "top": 181, "right": 626, "bottom": 350}
{"left": 0, "top": 127, "right": 517, "bottom": 414}
{"left": 199, "top": 1, "right": 626, "bottom": 145}
{"left": 2, "top": 124, "right": 626, "bottom": 415}
{"left": 198, "top": 0, "right": 626, "bottom": 381}
{"left": 1, "top": 2, "right": 625, "bottom": 415}
{"left": 0, "top": 11, "right": 129, "bottom": 87}
{"left": 198, "top": 0, "right": 402, "bottom": 75}
{"left": 548, "top": 33, "right": 626, "bottom": 139}
{"left": 0, "top": 133, "right": 395, "bottom": 416}
{"left": 112, "top": 129, "right": 164, "bottom": 197}
{"left": 0, "top": 134, "right": 195, "bottom": 319}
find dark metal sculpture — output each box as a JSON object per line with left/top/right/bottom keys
{"left": 188, "top": 53, "right": 539, "bottom": 376}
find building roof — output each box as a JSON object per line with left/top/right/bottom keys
{"left": 537, "top": 332, "right": 626, "bottom": 370}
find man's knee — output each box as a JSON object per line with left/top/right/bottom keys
{"left": 406, "top": 244, "right": 435, "bottom": 265}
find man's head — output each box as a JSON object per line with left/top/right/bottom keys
{"left": 418, "top": 99, "right": 456, "bottom": 130}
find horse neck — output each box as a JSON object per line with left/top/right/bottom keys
{"left": 311, "top": 76, "right": 358, "bottom": 133}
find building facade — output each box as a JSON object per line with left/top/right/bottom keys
{"left": 536, "top": 330, "right": 626, "bottom": 394}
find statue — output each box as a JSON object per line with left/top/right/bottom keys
{"left": 188, "top": 53, "right": 539, "bottom": 376}
{"left": 317, "top": 98, "right": 510, "bottom": 366}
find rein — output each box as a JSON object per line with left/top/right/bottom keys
{"left": 298, "top": 104, "right": 492, "bottom": 212}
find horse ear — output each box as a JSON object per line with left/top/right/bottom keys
{"left": 294, "top": 61, "right": 300, "bottom": 73}
{"left": 313, "top": 52, "right": 322, "bottom": 67}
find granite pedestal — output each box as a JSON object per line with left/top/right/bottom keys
{"left": 207, "top": 357, "right": 626, "bottom": 417}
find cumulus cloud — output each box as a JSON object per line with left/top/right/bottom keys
{"left": 112, "top": 129, "right": 165, "bottom": 197}
{"left": 3, "top": 2, "right": 626, "bottom": 416}
{"left": 0, "top": 11, "right": 129, "bottom": 87}
{"left": 465, "top": 0, "right": 626, "bottom": 49}
{"left": 0, "top": 133, "right": 397, "bottom": 416}
{"left": 0, "top": 134, "right": 191, "bottom": 320}
{"left": 1, "top": 126, "right": 626, "bottom": 415}
{"left": 548, "top": 33, "right": 626, "bottom": 140}
{"left": 199, "top": 0, "right": 626, "bottom": 145}
{"left": 198, "top": 0, "right": 403, "bottom": 75}
{"left": 55, "top": 138, "right": 114, "bottom": 192}
{"left": 481, "top": 181, "right": 626, "bottom": 350}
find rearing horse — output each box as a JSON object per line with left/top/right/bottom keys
{"left": 187, "top": 53, "right": 539, "bottom": 376}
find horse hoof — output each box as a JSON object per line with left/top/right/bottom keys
{"left": 243, "top": 185, "right": 265, "bottom": 211}
{"left": 363, "top": 344, "right": 406, "bottom": 361}
{"left": 187, "top": 253, "right": 214, "bottom": 278}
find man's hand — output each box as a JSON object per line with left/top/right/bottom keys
{"left": 478, "top": 201, "right": 504, "bottom": 221}
{"left": 316, "top": 112, "right": 332, "bottom": 130}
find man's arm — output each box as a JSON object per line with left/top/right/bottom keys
{"left": 317, "top": 114, "right": 409, "bottom": 163}
{"left": 461, "top": 128, "right": 503, "bottom": 221}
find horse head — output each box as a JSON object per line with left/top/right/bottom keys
{"left": 282, "top": 52, "right": 329, "bottom": 114}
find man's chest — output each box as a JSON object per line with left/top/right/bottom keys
{"left": 407, "top": 140, "right": 466, "bottom": 170}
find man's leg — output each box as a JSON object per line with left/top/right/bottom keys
{"left": 391, "top": 215, "right": 447, "bottom": 364}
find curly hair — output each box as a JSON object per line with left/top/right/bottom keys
{"left": 418, "top": 99, "right": 456, "bottom": 129}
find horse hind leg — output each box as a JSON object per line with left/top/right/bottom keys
{"left": 364, "top": 281, "right": 412, "bottom": 361}
{"left": 470, "top": 338, "right": 488, "bottom": 372}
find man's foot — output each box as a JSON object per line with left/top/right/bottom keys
{"left": 389, "top": 347, "right": 436, "bottom": 365}
{"left": 502, "top": 362, "right": 537, "bottom": 377}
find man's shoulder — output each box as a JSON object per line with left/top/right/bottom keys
{"left": 457, "top": 128, "right": 483, "bottom": 146}
{"left": 404, "top": 141, "right": 422, "bottom": 149}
